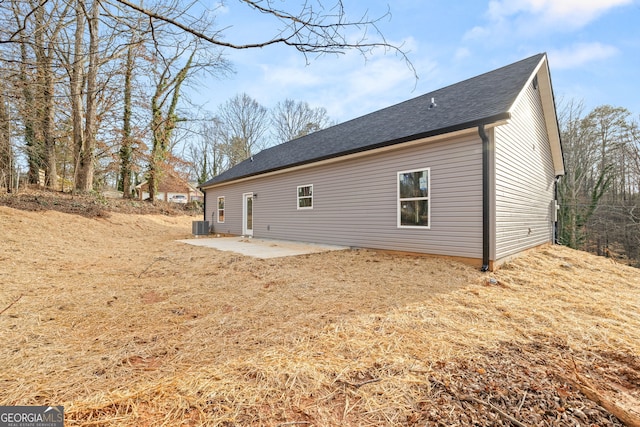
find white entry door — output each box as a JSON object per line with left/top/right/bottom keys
{"left": 243, "top": 193, "right": 253, "bottom": 236}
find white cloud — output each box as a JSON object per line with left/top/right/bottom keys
{"left": 211, "top": 1, "right": 229, "bottom": 15}
{"left": 548, "top": 42, "right": 619, "bottom": 69}
{"left": 462, "top": 26, "right": 487, "bottom": 41}
{"left": 454, "top": 47, "right": 471, "bottom": 61}
{"left": 261, "top": 63, "right": 323, "bottom": 87}
{"left": 492, "top": 0, "right": 632, "bottom": 27}
{"left": 226, "top": 36, "right": 433, "bottom": 122}
{"left": 467, "top": 0, "right": 633, "bottom": 38}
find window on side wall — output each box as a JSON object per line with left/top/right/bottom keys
{"left": 398, "top": 168, "right": 430, "bottom": 228}
{"left": 297, "top": 185, "right": 313, "bottom": 209}
{"left": 217, "top": 196, "right": 225, "bottom": 223}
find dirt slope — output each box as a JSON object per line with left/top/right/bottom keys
{"left": 0, "top": 189, "right": 202, "bottom": 217}
{"left": 0, "top": 203, "right": 638, "bottom": 426}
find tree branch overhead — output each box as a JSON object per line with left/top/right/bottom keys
{"left": 111, "top": 0, "right": 413, "bottom": 66}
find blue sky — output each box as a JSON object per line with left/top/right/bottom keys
{"left": 196, "top": 0, "right": 640, "bottom": 124}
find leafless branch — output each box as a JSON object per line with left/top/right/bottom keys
{"left": 109, "top": 0, "right": 415, "bottom": 77}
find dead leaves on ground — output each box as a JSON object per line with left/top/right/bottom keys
{"left": 409, "top": 339, "right": 638, "bottom": 427}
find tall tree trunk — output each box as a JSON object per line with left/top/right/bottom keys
{"left": 119, "top": 43, "right": 134, "bottom": 198}
{"left": 71, "top": 0, "right": 85, "bottom": 192}
{"left": 0, "top": 84, "right": 12, "bottom": 192}
{"left": 18, "top": 0, "right": 61, "bottom": 189}
{"left": 15, "top": 2, "right": 42, "bottom": 184}
{"left": 76, "top": 0, "right": 100, "bottom": 192}
{"left": 32, "top": 2, "right": 52, "bottom": 188}
{"left": 148, "top": 86, "right": 162, "bottom": 202}
{"left": 41, "top": 55, "right": 57, "bottom": 189}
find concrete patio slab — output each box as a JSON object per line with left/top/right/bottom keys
{"left": 177, "top": 236, "right": 349, "bottom": 259}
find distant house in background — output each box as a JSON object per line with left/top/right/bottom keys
{"left": 137, "top": 171, "right": 203, "bottom": 203}
{"left": 200, "top": 54, "right": 564, "bottom": 271}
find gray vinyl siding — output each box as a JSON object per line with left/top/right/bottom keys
{"left": 494, "top": 76, "right": 556, "bottom": 260}
{"left": 205, "top": 133, "right": 484, "bottom": 258}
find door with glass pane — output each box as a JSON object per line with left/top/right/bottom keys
{"left": 243, "top": 193, "right": 253, "bottom": 236}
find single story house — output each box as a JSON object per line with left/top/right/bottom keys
{"left": 200, "top": 53, "right": 564, "bottom": 271}
{"left": 136, "top": 172, "right": 203, "bottom": 203}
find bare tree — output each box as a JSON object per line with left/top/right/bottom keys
{"left": 558, "top": 101, "right": 614, "bottom": 249}
{"left": 4, "top": 0, "right": 411, "bottom": 63}
{"left": 185, "top": 97, "right": 333, "bottom": 184}
{"left": 145, "top": 27, "right": 231, "bottom": 201}
{"left": 119, "top": 39, "right": 137, "bottom": 198}
{"left": 147, "top": 49, "right": 194, "bottom": 202}
{"left": 1, "top": 0, "right": 412, "bottom": 195}
{"left": 558, "top": 100, "right": 598, "bottom": 248}
{"left": 629, "top": 121, "right": 640, "bottom": 192}
{"left": 185, "top": 118, "right": 227, "bottom": 184}
{"left": 33, "top": 2, "right": 57, "bottom": 188}
{"left": 583, "top": 105, "right": 631, "bottom": 201}
{"left": 558, "top": 101, "right": 640, "bottom": 265}
{"left": 66, "top": 0, "right": 86, "bottom": 191}
{"left": 218, "top": 93, "right": 270, "bottom": 168}
{"left": 109, "top": 0, "right": 412, "bottom": 70}
{"left": 9, "top": 0, "right": 70, "bottom": 188}
{"left": 73, "top": 0, "right": 101, "bottom": 192}
{"left": 272, "top": 99, "right": 333, "bottom": 143}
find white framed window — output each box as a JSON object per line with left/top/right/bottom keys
{"left": 297, "top": 184, "right": 313, "bottom": 209}
{"left": 217, "top": 196, "right": 225, "bottom": 223}
{"left": 397, "top": 168, "right": 430, "bottom": 228}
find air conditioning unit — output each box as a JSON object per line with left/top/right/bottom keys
{"left": 192, "top": 221, "right": 210, "bottom": 236}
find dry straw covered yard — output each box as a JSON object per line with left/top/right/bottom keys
{"left": 0, "top": 195, "right": 639, "bottom": 426}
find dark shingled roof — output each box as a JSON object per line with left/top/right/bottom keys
{"left": 202, "top": 53, "right": 545, "bottom": 187}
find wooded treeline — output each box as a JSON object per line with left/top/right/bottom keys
{"left": 183, "top": 96, "right": 333, "bottom": 186}
{"left": 0, "top": 0, "right": 404, "bottom": 198}
{"left": 558, "top": 102, "right": 640, "bottom": 266}
{"left": 0, "top": 0, "right": 221, "bottom": 197}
